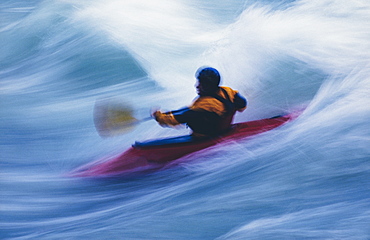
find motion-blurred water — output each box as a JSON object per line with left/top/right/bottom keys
{"left": 1, "top": 0, "right": 369, "bottom": 239}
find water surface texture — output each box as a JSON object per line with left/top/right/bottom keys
{"left": 1, "top": 0, "right": 370, "bottom": 239}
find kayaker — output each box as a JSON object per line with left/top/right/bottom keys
{"left": 152, "top": 67, "right": 247, "bottom": 137}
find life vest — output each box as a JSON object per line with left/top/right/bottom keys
{"left": 157, "top": 87, "right": 247, "bottom": 137}
{"left": 187, "top": 87, "right": 246, "bottom": 136}
{"left": 210, "top": 87, "right": 238, "bottom": 133}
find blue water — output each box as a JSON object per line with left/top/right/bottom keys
{"left": 1, "top": 0, "right": 370, "bottom": 239}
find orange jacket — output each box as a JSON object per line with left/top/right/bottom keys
{"left": 154, "top": 86, "right": 247, "bottom": 136}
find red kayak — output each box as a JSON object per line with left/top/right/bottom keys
{"left": 71, "top": 112, "right": 300, "bottom": 177}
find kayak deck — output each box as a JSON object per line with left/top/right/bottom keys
{"left": 71, "top": 113, "right": 297, "bottom": 177}
{"left": 133, "top": 135, "right": 202, "bottom": 148}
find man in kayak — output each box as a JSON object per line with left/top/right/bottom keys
{"left": 152, "top": 67, "right": 247, "bottom": 137}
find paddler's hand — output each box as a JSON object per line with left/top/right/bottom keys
{"left": 152, "top": 110, "right": 166, "bottom": 127}
{"left": 151, "top": 109, "right": 161, "bottom": 120}
{"left": 152, "top": 109, "right": 167, "bottom": 126}
{"left": 151, "top": 110, "right": 179, "bottom": 127}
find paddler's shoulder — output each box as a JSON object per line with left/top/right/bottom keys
{"left": 219, "top": 86, "right": 238, "bottom": 96}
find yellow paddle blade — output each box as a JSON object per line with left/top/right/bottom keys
{"left": 94, "top": 99, "right": 139, "bottom": 137}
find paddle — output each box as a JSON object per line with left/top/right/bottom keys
{"left": 93, "top": 99, "right": 152, "bottom": 138}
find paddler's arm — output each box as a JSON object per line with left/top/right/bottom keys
{"left": 152, "top": 107, "right": 205, "bottom": 127}
{"left": 152, "top": 107, "right": 190, "bottom": 127}
{"left": 234, "top": 92, "right": 247, "bottom": 112}
{"left": 152, "top": 110, "right": 180, "bottom": 127}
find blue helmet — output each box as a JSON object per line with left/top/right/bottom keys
{"left": 196, "top": 67, "right": 221, "bottom": 89}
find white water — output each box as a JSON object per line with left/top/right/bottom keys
{"left": 1, "top": 0, "right": 369, "bottom": 239}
